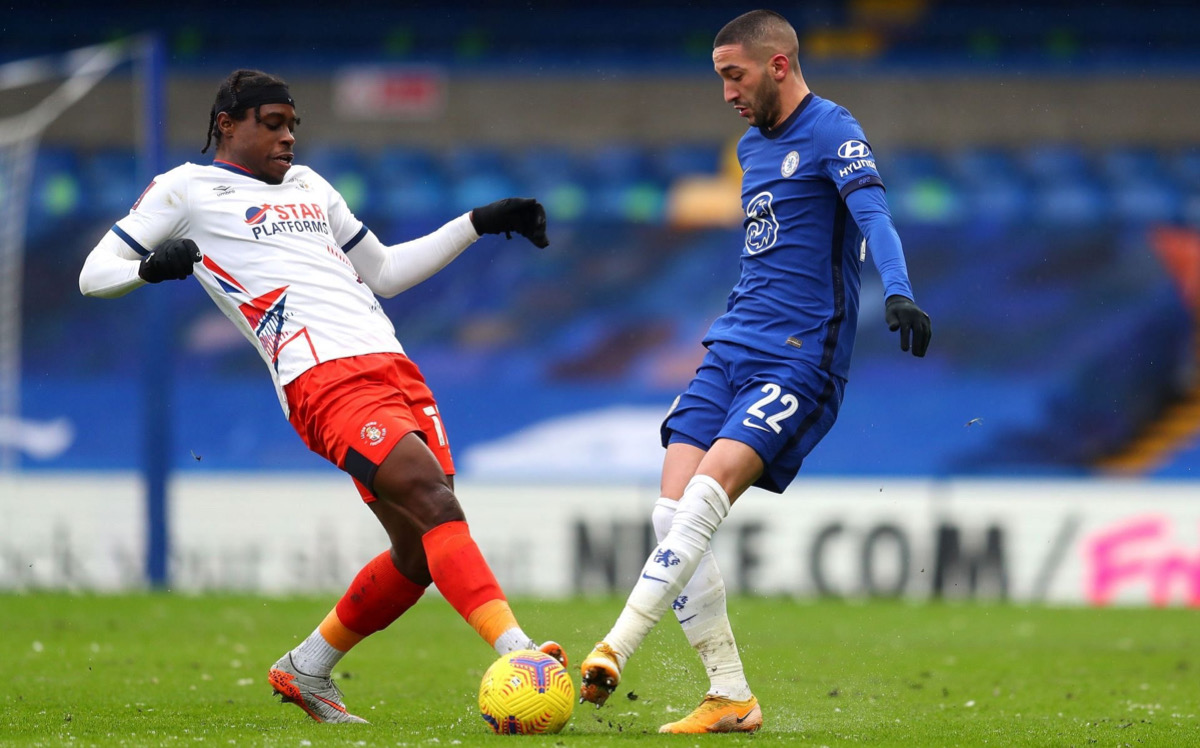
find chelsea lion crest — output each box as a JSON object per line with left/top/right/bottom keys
{"left": 781, "top": 150, "right": 800, "bottom": 177}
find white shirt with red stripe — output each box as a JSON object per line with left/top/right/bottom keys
{"left": 110, "top": 161, "right": 403, "bottom": 412}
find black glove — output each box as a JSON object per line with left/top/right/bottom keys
{"left": 885, "top": 294, "right": 931, "bottom": 357}
{"left": 138, "top": 238, "right": 202, "bottom": 283}
{"left": 470, "top": 197, "right": 549, "bottom": 248}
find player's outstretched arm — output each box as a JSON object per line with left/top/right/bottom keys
{"left": 347, "top": 216, "right": 479, "bottom": 298}
{"left": 470, "top": 197, "right": 549, "bottom": 248}
{"left": 349, "top": 199, "right": 549, "bottom": 298}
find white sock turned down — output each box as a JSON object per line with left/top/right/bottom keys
{"left": 290, "top": 629, "right": 345, "bottom": 677}
{"left": 603, "top": 475, "right": 730, "bottom": 670}
{"left": 493, "top": 628, "right": 538, "bottom": 656}
{"left": 651, "top": 495, "right": 752, "bottom": 701}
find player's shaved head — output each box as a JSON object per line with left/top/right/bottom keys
{"left": 714, "top": 9, "right": 799, "bottom": 72}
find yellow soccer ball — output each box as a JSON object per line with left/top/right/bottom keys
{"left": 478, "top": 649, "right": 575, "bottom": 735}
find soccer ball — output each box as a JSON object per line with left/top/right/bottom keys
{"left": 478, "top": 649, "right": 575, "bottom": 735}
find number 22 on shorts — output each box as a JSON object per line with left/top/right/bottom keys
{"left": 741, "top": 383, "right": 798, "bottom": 433}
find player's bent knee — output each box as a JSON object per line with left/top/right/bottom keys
{"left": 373, "top": 467, "right": 464, "bottom": 528}
{"left": 389, "top": 543, "right": 433, "bottom": 587}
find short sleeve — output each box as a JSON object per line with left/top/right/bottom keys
{"left": 317, "top": 172, "right": 368, "bottom": 251}
{"left": 813, "top": 108, "right": 886, "bottom": 200}
{"left": 110, "top": 167, "right": 189, "bottom": 256}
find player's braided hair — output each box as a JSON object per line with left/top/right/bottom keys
{"left": 201, "top": 69, "right": 295, "bottom": 154}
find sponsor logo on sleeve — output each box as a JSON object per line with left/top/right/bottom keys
{"left": 837, "top": 140, "right": 871, "bottom": 159}
{"left": 836, "top": 139, "right": 877, "bottom": 179}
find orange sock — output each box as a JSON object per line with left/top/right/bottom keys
{"left": 422, "top": 520, "right": 515, "bottom": 647}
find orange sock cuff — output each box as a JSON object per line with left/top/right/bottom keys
{"left": 318, "top": 608, "right": 365, "bottom": 652}
{"left": 467, "top": 599, "right": 520, "bottom": 648}
{"left": 422, "top": 520, "right": 508, "bottom": 637}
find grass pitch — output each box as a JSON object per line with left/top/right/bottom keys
{"left": 3, "top": 594, "right": 1198, "bottom": 746}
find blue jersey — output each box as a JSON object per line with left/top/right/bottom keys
{"left": 703, "top": 93, "right": 887, "bottom": 379}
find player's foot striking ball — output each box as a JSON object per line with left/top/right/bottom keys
{"left": 579, "top": 641, "right": 622, "bottom": 706}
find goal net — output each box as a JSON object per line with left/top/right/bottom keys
{"left": 0, "top": 40, "right": 133, "bottom": 474}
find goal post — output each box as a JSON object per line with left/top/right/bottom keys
{"left": 138, "top": 35, "right": 170, "bottom": 588}
{"left": 0, "top": 35, "right": 169, "bottom": 587}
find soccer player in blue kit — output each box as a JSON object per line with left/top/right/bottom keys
{"left": 579, "top": 9, "right": 932, "bottom": 733}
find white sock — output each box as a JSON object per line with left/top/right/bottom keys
{"left": 652, "top": 497, "right": 752, "bottom": 700}
{"left": 493, "top": 627, "right": 537, "bottom": 656}
{"left": 605, "top": 476, "right": 730, "bottom": 667}
{"left": 290, "top": 629, "right": 345, "bottom": 677}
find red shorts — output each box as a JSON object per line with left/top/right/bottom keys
{"left": 284, "top": 352, "right": 455, "bottom": 502}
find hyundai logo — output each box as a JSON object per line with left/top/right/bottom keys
{"left": 837, "top": 140, "right": 871, "bottom": 159}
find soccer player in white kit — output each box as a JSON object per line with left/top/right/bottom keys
{"left": 79, "top": 69, "right": 563, "bottom": 724}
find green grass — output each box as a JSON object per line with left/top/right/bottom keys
{"left": 3, "top": 594, "right": 1198, "bottom": 746}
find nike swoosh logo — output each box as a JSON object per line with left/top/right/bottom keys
{"left": 313, "top": 694, "right": 347, "bottom": 712}
{"left": 736, "top": 707, "right": 757, "bottom": 723}
{"left": 741, "top": 418, "right": 770, "bottom": 432}
{"left": 641, "top": 572, "right": 669, "bottom": 583}
{"left": 678, "top": 614, "right": 697, "bottom": 624}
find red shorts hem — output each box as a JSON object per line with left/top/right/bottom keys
{"left": 284, "top": 352, "right": 455, "bottom": 502}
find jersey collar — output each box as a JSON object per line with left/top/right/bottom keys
{"left": 761, "top": 92, "right": 814, "bottom": 140}
{"left": 212, "top": 159, "right": 268, "bottom": 182}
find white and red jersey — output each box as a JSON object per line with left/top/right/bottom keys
{"left": 111, "top": 161, "right": 403, "bottom": 411}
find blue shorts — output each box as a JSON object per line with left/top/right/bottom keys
{"left": 661, "top": 341, "right": 845, "bottom": 493}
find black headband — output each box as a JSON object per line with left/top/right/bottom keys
{"left": 215, "top": 83, "right": 295, "bottom": 115}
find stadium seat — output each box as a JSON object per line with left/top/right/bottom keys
{"left": 1167, "top": 146, "right": 1200, "bottom": 191}
{"left": 944, "top": 147, "right": 1030, "bottom": 227}
{"left": 28, "top": 147, "right": 83, "bottom": 231}
{"left": 582, "top": 144, "right": 667, "bottom": 223}
{"left": 300, "top": 145, "right": 374, "bottom": 215}
{"left": 508, "top": 146, "right": 588, "bottom": 223}
{"left": 442, "top": 145, "right": 511, "bottom": 181}
{"left": 651, "top": 143, "right": 722, "bottom": 182}
{"left": 881, "top": 149, "right": 964, "bottom": 225}
{"left": 1098, "top": 146, "right": 1164, "bottom": 184}
{"left": 1019, "top": 143, "right": 1095, "bottom": 185}
{"left": 373, "top": 146, "right": 449, "bottom": 222}
{"left": 1110, "top": 180, "right": 1182, "bottom": 224}
{"left": 1032, "top": 184, "right": 1107, "bottom": 225}
{"left": 1017, "top": 145, "right": 1114, "bottom": 227}
{"left": 80, "top": 148, "right": 142, "bottom": 220}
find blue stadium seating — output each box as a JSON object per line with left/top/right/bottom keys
{"left": 299, "top": 145, "right": 374, "bottom": 215}
{"left": 374, "top": 146, "right": 448, "bottom": 223}
{"left": 945, "top": 146, "right": 1032, "bottom": 227}
{"left": 80, "top": 149, "right": 142, "bottom": 220}
{"left": 27, "top": 147, "right": 83, "bottom": 237}
{"left": 47, "top": 141, "right": 1196, "bottom": 232}
{"left": 23, "top": 140, "right": 1198, "bottom": 476}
